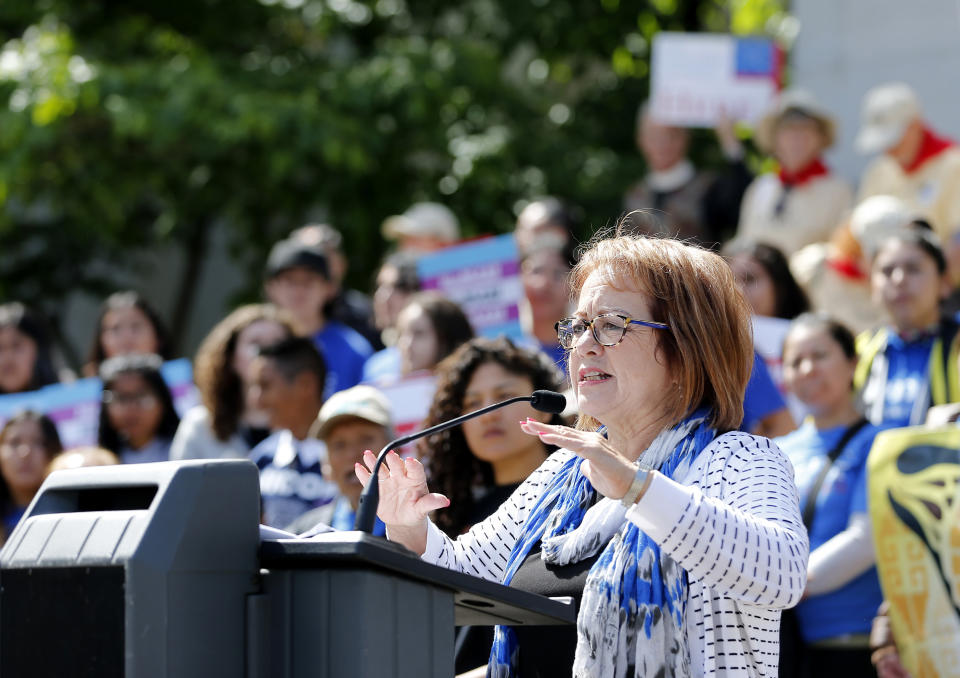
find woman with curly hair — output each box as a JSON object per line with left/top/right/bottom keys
{"left": 420, "top": 336, "right": 565, "bottom": 539}
{"left": 170, "top": 304, "right": 295, "bottom": 460}
{"left": 418, "top": 336, "right": 566, "bottom": 674}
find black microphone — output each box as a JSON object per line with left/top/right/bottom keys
{"left": 354, "top": 389, "right": 566, "bottom": 533}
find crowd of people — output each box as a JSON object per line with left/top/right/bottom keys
{"left": 2, "top": 79, "right": 959, "bottom": 677}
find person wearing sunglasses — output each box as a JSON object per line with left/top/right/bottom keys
{"left": 98, "top": 354, "right": 180, "bottom": 464}
{"left": 358, "top": 228, "right": 807, "bottom": 678}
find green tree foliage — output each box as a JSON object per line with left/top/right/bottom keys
{"left": 0, "top": 0, "right": 784, "bottom": 352}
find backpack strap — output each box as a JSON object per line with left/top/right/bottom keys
{"left": 930, "top": 319, "right": 960, "bottom": 406}
{"left": 854, "top": 328, "right": 888, "bottom": 393}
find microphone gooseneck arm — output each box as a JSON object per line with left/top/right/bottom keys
{"left": 354, "top": 390, "right": 566, "bottom": 533}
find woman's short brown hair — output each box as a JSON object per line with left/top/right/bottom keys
{"left": 570, "top": 225, "right": 753, "bottom": 432}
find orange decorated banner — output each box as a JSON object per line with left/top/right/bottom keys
{"left": 867, "top": 425, "right": 960, "bottom": 677}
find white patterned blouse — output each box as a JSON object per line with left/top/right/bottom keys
{"left": 419, "top": 431, "right": 809, "bottom": 678}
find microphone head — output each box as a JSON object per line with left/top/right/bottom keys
{"left": 530, "top": 390, "right": 566, "bottom": 414}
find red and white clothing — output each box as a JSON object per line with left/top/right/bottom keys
{"left": 858, "top": 127, "right": 960, "bottom": 242}
{"left": 737, "top": 159, "right": 852, "bottom": 257}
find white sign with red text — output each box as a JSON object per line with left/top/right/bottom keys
{"left": 649, "top": 32, "right": 782, "bottom": 127}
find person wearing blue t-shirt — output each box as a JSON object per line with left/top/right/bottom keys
{"left": 264, "top": 237, "right": 373, "bottom": 400}
{"left": 284, "top": 385, "right": 392, "bottom": 537}
{"left": 777, "top": 313, "right": 885, "bottom": 678}
{"left": 856, "top": 227, "right": 959, "bottom": 427}
{"left": 518, "top": 231, "right": 575, "bottom": 384}
{"left": 312, "top": 321, "right": 374, "bottom": 398}
{"left": 742, "top": 350, "right": 796, "bottom": 437}
{"left": 247, "top": 337, "right": 338, "bottom": 528}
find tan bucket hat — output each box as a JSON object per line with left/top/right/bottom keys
{"left": 755, "top": 89, "right": 837, "bottom": 154}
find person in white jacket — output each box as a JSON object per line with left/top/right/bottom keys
{"left": 358, "top": 230, "right": 808, "bottom": 678}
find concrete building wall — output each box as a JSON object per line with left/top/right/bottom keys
{"left": 791, "top": 0, "right": 960, "bottom": 186}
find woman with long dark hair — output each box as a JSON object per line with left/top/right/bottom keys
{"left": 857, "top": 227, "right": 957, "bottom": 426}
{"left": 776, "top": 313, "right": 885, "bottom": 678}
{"left": 84, "top": 291, "right": 172, "bottom": 377}
{"left": 421, "top": 336, "right": 565, "bottom": 538}
{"left": 98, "top": 354, "right": 180, "bottom": 463}
{"left": 395, "top": 292, "right": 474, "bottom": 378}
{"left": 725, "top": 240, "right": 810, "bottom": 320}
{"left": 170, "top": 304, "right": 294, "bottom": 460}
{"left": 0, "top": 411, "right": 62, "bottom": 544}
{"left": 0, "top": 302, "right": 59, "bottom": 394}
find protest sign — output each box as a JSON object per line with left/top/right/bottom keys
{"left": 0, "top": 358, "right": 199, "bottom": 450}
{"left": 752, "top": 315, "right": 808, "bottom": 423}
{"left": 375, "top": 372, "right": 437, "bottom": 456}
{"left": 418, "top": 234, "right": 524, "bottom": 340}
{"left": 868, "top": 425, "right": 960, "bottom": 677}
{"left": 649, "top": 32, "right": 782, "bottom": 127}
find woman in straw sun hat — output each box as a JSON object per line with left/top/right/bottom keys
{"left": 736, "top": 89, "right": 853, "bottom": 258}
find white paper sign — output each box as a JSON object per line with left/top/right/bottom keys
{"left": 649, "top": 32, "right": 781, "bottom": 127}
{"left": 375, "top": 372, "right": 437, "bottom": 456}
{"left": 752, "top": 315, "right": 809, "bottom": 424}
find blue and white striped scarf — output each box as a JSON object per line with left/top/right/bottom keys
{"left": 488, "top": 411, "right": 715, "bottom": 678}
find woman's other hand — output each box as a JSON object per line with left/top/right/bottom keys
{"left": 355, "top": 450, "right": 449, "bottom": 554}
{"left": 519, "top": 419, "right": 639, "bottom": 500}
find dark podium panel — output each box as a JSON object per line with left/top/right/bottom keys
{"left": 0, "top": 460, "right": 574, "bottom": 678}
{"left": 253, "top": 532, "right": 576, "bottom": 678}
{"left": 0, "top": 460, "right": 261, "bottom": 678}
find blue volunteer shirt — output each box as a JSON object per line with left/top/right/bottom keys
{"left": 876, "top": 332, "right": 933, "bottom": 427}
{"left": 250, "top": 430, "right": 338, "bottom": 529}
{"left": 776, "top": 419, "right": 885, "bottom": 642}
{"left": 742, "top": 351, "right": 787, "bottom": 432}
{"left": 330, "top": 497, "right": 386, "bottom": 536}
{"left": 313, "top": 321, "right": 375, "bottom": 399}
{"left": 362, "top": 346, "right": 401, "bottom": 385}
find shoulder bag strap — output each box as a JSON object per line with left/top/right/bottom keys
{"left": 800, "top": 417, "right": 869, "bottom": 531}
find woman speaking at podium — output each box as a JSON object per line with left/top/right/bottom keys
{"left": 358, "top": 228, "right": 808, "bottom": 677}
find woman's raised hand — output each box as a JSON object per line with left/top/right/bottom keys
{"left": 355, "top": 450, "right": 449, "bottom": 554}
{"left": 519, "top": 419, "right": 639, "bottom": 500}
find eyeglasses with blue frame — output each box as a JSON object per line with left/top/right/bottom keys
{"left": 554, "top": 313, "right": 670, "bottom": 349}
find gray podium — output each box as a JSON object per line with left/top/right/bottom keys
{"left": 0, "top": 460, "right": 574, "bottom": 678}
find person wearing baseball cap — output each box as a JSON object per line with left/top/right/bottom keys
{"left": 264, "top": 237, "right": 374, "bottom": 399}
{"left": 382, "top": 202, "right": 460, "bottom": 254}
{"left": 736, "top": 89, "right": 852, "bottom": 257}
{"left": 285, "top": 385, "right": 393, "bottom": 536}
{"left": 856, "top": 82, "right": 960, "bottom": 272}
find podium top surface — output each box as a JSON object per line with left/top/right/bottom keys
{"left": 260, "top": 531, "right": 576, "bottom": 626}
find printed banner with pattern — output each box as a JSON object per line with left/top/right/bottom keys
{"left": 867, "top": 425, "right": 960, "bottom": 677}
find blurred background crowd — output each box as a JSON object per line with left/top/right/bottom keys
{"left": 3, "top": 1, "right": 960, "bottom": 677}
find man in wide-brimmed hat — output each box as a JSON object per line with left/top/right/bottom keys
{"left": 735, "top": 89, "right": 852, "bottom": 257}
